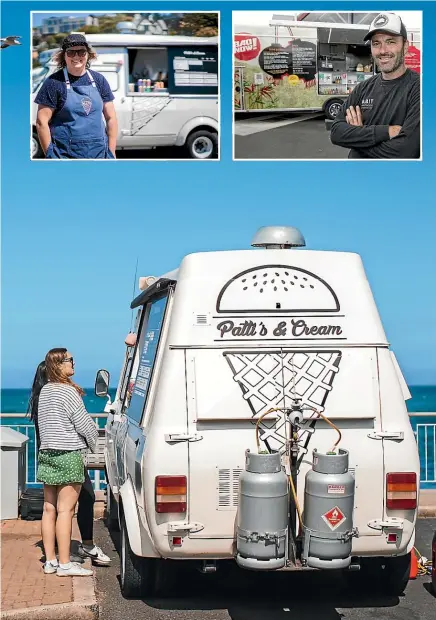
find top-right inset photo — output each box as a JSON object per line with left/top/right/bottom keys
{"left": 233, "top": 10, "right": 421, "bottom": 160}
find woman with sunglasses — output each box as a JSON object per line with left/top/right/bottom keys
{"left": 29, "top": 357, "right": 111, "bottom": 570}
{"left": 35, "top": 34, "right": 118, "bottom": 159}
{"left": 34, "top": 348, "right": 98, "bottom": 576}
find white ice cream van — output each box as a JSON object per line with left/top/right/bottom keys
{"left": 32, "top": 34, "right": 219, "bottom": 159}
{"left": 95, "top": 226, "right": 420, "bottom": 597}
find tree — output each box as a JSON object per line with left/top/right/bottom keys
{"left": 177, "top": 13, "right": 218, "bottom": 36}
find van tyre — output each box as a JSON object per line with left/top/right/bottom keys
{"left": 324, "top": 99, "right": 344, "bottom": 120}
{"left": 105, "top": 487, "right": 119, "bottom": 532}
{"left": 120, "top": 515, "right": 156, "bottom": 598}
{"left": 32, "top": 131, "right": 43, "bottom": 159}
{"left": 186, "top": 130, "right": 218, "bottom": 159}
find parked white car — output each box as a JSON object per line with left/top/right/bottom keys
{"left": 95, "top": 226, "right": 420, "bottom": 598}
{"left": 32, "top": 34, "right": 219, "bottom": 159}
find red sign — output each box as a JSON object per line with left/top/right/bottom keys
{"left": 405, "top": 45, "right": 421, "bottom": 74}
{"left": 234, "top": 33, "right": 261, "bottom": 61}
{"left": 322, "top": 506, "right": 346, "bottom": 530}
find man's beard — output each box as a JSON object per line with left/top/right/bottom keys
{"left": 373, "top": 46, "right": 405, "bottom": 74}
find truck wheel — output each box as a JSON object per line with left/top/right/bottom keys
{"left": 120, "top": 515, "right": 156, "bottom": 598}
{"left": 324, "top": 99, "right": 344, "bottom": 121}
{"left": 348, "top": 554, "right": 411, "bottom": 596}
{"left": 32, "top": 131, "right": 43, "bottom": 159}
{"left": 186, "top": 130, "right": 218, "bottom": 159}
{"left": 105, "top": 487, "right": 120, "bottom": 532}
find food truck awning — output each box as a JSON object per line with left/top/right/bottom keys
{"left": 317, "top": 26, "right": 369, "bottom": 45}
{"left": 294, "top": 12, "right": 378, "bottom": 25}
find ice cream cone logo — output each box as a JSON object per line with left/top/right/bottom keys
{"left": 224, "top": 349, "right": 341, "bottom": 452}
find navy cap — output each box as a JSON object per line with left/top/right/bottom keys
{"left": 61, "top": 34, "right": 90, "bottom": 50}
{"left": 364, "top": 13, "right": 408, "bottom": 42}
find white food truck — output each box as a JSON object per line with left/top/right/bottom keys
{"left": 32, "top": 34, "right": 219, "bottom": 159}
{"left": 234, "top": 18, "right": 420, "bottom": 119}
{"left": 95, "top": 226, "right": 420, "bottom": 598}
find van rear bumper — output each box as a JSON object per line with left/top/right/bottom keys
{"left": 150, "top": 530, "right": 415, "bottom": 561}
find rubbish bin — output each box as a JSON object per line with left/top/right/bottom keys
{"left": 0, "top": 427, "right": 29, "bottom": 519}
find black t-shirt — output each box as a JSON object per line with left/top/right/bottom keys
{"left": 330, "top": 69, "right": 420, "bottom": 159}
{"left": 35, "top": 69, "right": 115, "bottom": 115}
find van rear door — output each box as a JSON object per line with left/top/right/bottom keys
{"left": 187, "top": 346, "right": 384, "bottom": 540}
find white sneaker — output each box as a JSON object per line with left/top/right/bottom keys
{"left": 57, "top": 562, "right": 93, "bottom": 577}
{"left": 78, "top": 544, "right": 111, "bottom": 566}
{"left": 43, "top": 560, "right": 58, "bottom": 574}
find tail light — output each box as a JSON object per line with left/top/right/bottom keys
{"left": 386, "top": 473, "right": 417, "bottom": 510}
{"left": 155, "top": 475, "right": 187, "bottom": 513}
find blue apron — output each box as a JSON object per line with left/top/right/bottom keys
{"left": 46, "top": 68, "right": 114, "bottom": 159}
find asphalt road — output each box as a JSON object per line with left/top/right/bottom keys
{"left": 234, "top": 115, "right": 347, "bottom": 160}
{"left": 94, "top": 517, "right": 435, "bottom": 620}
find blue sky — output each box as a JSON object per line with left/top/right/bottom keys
{"left": 1, "top": 0, "right": 436, "bottom": 389}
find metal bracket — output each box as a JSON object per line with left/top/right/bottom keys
{"left": 167, "top": 521, "right": 204, "bottom": 534}
{"left": 367, "top": 518, "right": 404, "bottom": 531}
{"left": 164, "top": 433, "right": 203, "bottom": 443}
{"left": 367, "top": 431, "right": 404, "bottom": 441}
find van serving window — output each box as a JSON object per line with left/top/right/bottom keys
{"left": 130, "top": 278, "right": 176, "bottom": 309}
{"left": 128, "top": 47, "right": 168, "bottom": 92}
{"left": 124, "top": 294, "right": 169, "bottom": 425}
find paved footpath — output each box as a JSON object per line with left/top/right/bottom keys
{"left": 1, "top": 517, "right": 98, "bottom": 619}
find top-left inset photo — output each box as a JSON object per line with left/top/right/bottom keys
{"left": 31, "top": 11, "right": 219, "bottom": 160}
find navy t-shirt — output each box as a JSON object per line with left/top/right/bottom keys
{"left": 35, "top": 69, "right": 115, "bottom": 115}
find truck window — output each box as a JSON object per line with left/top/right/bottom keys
{"left": 128, "top": 47, "right": 168, "bottom": 91}
{"left": 123, "top": 294, "right": 169, "bottom": 424}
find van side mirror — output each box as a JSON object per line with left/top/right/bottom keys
{"left": 95, "top": 369, "right": 110, "bottom": 398}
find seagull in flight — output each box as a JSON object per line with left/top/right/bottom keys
{"left": 1, "top": 36, "right": 22, "bottom": 49}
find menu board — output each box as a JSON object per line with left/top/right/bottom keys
{"left": 168, "top": 46, "right": 218, "bottom": 95}
{"left": 126, "top": 295, "right": 168, "bottom": 424}
{"left": 288, "top": 39, "right": 317, "bottom": 81}
{"left": 259, "top": 44, "right": 290, "bottom": 77}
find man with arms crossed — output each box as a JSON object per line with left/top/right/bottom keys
{"left": 330, "top": 13, "right": 420, "bottom": 159}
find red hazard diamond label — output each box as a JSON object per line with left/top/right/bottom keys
{"left": 321, "top": 506, "right": 346, "bottom": 530}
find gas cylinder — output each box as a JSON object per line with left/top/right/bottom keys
{"left": 236, "top": 450, "right": 288, "bottom": 570}
{"left": 302, "top": 448, "right": 357, "bottom": 569}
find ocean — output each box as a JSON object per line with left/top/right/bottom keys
{"left": 1, "top": 386, "right": 436, "bottom": 414}
{"left": 1, "top": 386, "right": 435, "bottom": 489}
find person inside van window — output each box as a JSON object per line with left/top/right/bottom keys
{"left": 32, "top": 348, "right": 100, "bottom": 576}
{"left": 330, "top": 12, "right": 420, "bottom": 159}
{"left": 35, "top": 34, "right": 118, "bottom": 159}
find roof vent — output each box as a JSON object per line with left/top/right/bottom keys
{"left": 251, "top": 226, "right": 306, "bottom": 249}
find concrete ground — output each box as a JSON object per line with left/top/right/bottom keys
{"left": 234, "top": 114, "right": 347, "bottom": 160}
{"left": 94, "top": 517, "right": 436, "bottom": 620}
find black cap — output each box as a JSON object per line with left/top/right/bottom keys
{"left": 364, "top": 13, "right": 408, "bottom": 42}
{"left": 61, "top": 34, "right": 90, "bottom": 50}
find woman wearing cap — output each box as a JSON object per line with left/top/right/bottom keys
{"left": 35, "top": 34, "right": 118, "bottom": 159}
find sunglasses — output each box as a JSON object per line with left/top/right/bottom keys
{"left": 66, "top": 49, "right": 87, "bottom": 58}
{"left": 62, "top": 357, "right": 75, "bottom": 366}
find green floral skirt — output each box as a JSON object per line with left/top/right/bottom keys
{"left": 37, "top": 449, "right": 85, "bottom": 485}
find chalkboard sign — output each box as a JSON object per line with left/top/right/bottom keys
{"left": 288, "top": 39, "right": 317, "bottom": 81}
{"left": 168, "top": 45, "right": 218, "bottom": 95}
{"left": 259, "top": 43, "right": 290, "bottom": 78}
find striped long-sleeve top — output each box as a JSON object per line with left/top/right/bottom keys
{"left": 37, "top": 383, "right": 98, "bottom": 452}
